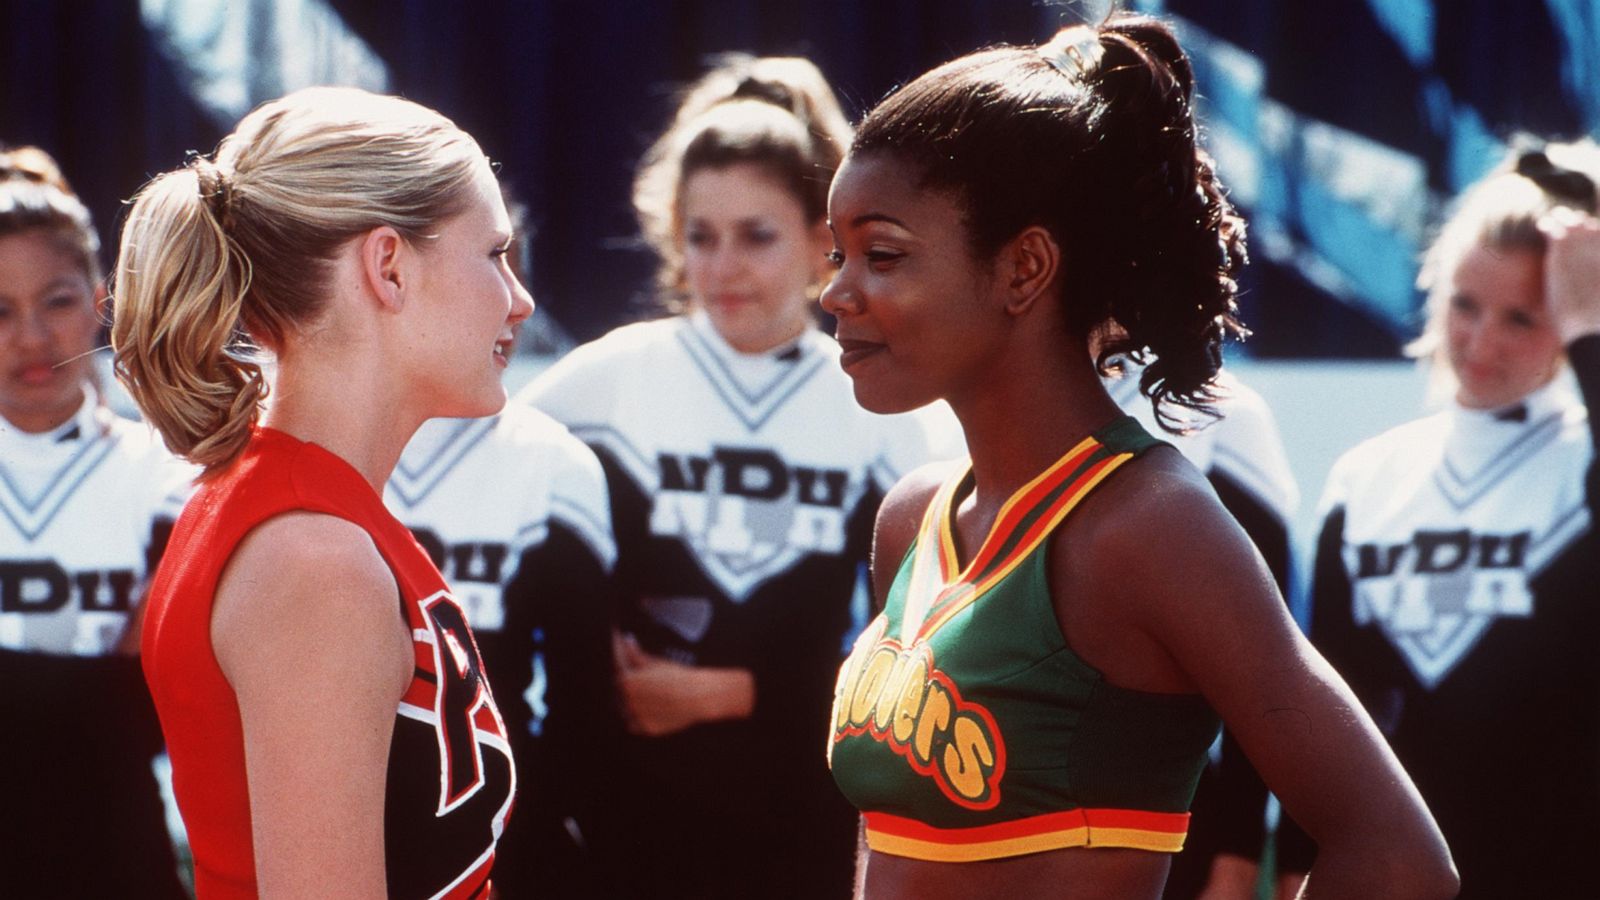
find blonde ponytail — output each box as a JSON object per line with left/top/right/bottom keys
{"left": 108, "top": 86, "right": 483, "bottom": 477}
{"left": 112, "top": 164, "right": 264, "bottom": 474}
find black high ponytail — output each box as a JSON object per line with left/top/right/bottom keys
{"left": 852, "top": 12, "right": 1247, "bottom": 432}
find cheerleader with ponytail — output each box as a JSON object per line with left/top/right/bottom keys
{"left": 113, "top": 88, "right": 532, "bottom": 898}
{"left": 822, "top": 14, "right": 1456, "bottom": 899}
{"left": 0, "top": 144, "right": 192, "bottom": 899}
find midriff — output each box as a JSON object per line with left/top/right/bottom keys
{"left": 862, "top": 845, "right": 1172, "bottom": 900}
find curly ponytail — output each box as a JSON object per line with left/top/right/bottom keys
{"left": 1086, "top": 17, "right": 1248, "bottom": 430}
{"left": 111, "top": 162, "right": 263, "bottom": 472}
{"left": 851, "top": 13, "right": 1247, "bottom": 431}
{"left": 111, "top": 86, "right": 485, "bottom": 477}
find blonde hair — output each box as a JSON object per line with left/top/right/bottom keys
{"left": 1409, "top": 138, "right": 1600, "bottom": 365}
{"left": 632, "top": 55, "right": 852, "bottom": 308}
{"left": 111, "top": 87, "right": 485, "bottom": 477}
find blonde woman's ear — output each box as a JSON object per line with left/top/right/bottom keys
{"left": 358, "top": 226, "right": 408, "bottom": 312}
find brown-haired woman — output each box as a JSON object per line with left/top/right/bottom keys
{"left": 0, "top": 146, "right": 193, "bottom": 897}
{"left": 112, "top": 87, "right": 532, "bottom": 898}
{"left": 822, "top": 14, "right": 1457, "bottom": 900}
{"left": 520, "top": 55, "right": 956, "bottom": 899}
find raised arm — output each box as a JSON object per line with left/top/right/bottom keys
{"left": 1545, "top": 211, "right": 1600, "bottom": 509}
{"left": 212, "top": 513, "right": 414, "bottom": 899}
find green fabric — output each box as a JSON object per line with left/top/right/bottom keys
{"left": 830, "top": 415, "right": 1220, "bottom": 828}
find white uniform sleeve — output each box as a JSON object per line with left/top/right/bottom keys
{"left": 538, "top": 425, "right": 618, "bottom": 574}
{"left": 1208, "top": 375, "right": 1300, "bottom": 521}
{"left": 514, "top": 330, "right": 633, "bottom": 429}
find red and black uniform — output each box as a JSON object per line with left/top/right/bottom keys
{"left": 386, "top": 407, "right": 619, "bottom": 899}
{"left": 142, "top": 427, "right": 515, "bottom": 899}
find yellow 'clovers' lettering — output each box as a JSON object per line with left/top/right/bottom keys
{"left": 831, "top": 622, "right": 1004, "bottom": 809}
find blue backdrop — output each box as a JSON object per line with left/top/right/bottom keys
{"left": 3, "top": 0, "right": 1596, "bottom": 356}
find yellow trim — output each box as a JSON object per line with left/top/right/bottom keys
{"left": 918, "top": 451, "right": 1133, "bottom": 639}
{"left": 931, "top": 471, "right": 963, "bottom": 578}
{"left": 868, "top": 827, "right": 1089, "bottom": 862}
{"left": 900, "top": 471, "right": 966, "bottom": 643}
{"left": 866, "top": 821, "right": 1185, "bottom": 862}
{"left": 938, "top": 434, "right": 1099, "bottom": 586}
{"left": 1088, "top": 827, "right": 1186, "bottom": 852}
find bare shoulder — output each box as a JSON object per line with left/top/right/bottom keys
{"left": 872, "top": 459, "right": 964, "bottom": 602}
{"left": 213, "top": 512, "right": 412, "bottom": 696}
{"left": 1062, "top": 445, "right": 1290, "bottom": 671}
{"left": 214, "top": 513, "right": 413, "bottom": 897}
{"left": 1074, "top": 444, "right": 1253, "bottom": 574}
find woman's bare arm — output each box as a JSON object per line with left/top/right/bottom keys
{"left": 213, "top": 512, "right": 414, "bottom": 899}
{"left": 1074, "top": 457, "right": 1457, "bottom": 900}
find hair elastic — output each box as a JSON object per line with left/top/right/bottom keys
{"left": 1038, "top": 26, "right": 1105, "bottom": 80}
{"left": 189, "top": 153, "right": 237, "bottom": 232}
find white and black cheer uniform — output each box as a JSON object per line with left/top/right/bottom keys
{"left": 1108, "top": 367, "right": 1300, "bottom": 898}
{"left": 1278, "top": 337, "right": 1600, "bottom": 897}
{"left": 386, "top": 404, "right": 617, "bottom": 900}
{"left": 0, "top": 392, "right": 195, "bottom": 898}
{"left": 518, "top": 311, "right": 960, "bottom": 900}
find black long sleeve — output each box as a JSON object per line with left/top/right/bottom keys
{"left": 487, "top": 527, "right": 620, "bottom": 900}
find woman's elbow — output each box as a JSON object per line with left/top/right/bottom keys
{"left": 1312, "top": 832, "right": 1458, "bottom": 899}
{"left": 1364, "top": 839, "right": 1459, "bottom": 900}
{"left": 1406, "top": 853, "right": 1460, "bottom": 900}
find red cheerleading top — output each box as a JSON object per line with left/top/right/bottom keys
{"left": 141, "top": 427, "right": 516, "bottom": 899}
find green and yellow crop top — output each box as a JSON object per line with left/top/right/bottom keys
{"left": 828, "top": 417, "right": 1221, "bottom": 862}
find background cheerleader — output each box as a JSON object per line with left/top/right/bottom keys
{"left": 519, "top": 54, "right": 957, "bottom": 899}
{"left": 0, "top": 144, "right": 193, "bottom": 898}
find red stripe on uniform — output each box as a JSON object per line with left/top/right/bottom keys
{"left": 865, "top": 807, "right": 1188, "bottom": 844}
{"left": 959, "top": 440, "right": 1100, "bottom": 578}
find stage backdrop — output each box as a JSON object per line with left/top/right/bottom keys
{"left": 4, "top": 0, "right": 1596, "bottom": 356}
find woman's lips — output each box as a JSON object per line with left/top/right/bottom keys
{"left": 837, "top": 338, "right": 885, "bottom": 369}
{"left": 12, "top": 362, "right": 60, "bottom": 386}
{"left": 708, "top": 293, "right": 755, "bottom": 312}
